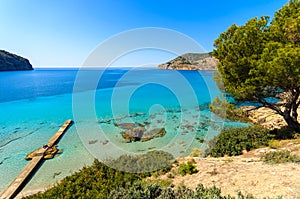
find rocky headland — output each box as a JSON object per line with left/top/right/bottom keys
{"left": 157, "top": 52, "right": 218, "bottom": 70}
{"left": 0, "top": 50, "right": 33, "bottom": 71}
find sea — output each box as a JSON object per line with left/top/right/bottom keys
{"left": 0, "top": 68, "right": 248, "bottom": 194}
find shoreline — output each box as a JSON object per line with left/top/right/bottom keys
{"left": 16, "top": 187, "right": 50, "bottom": 199}
{"left": 18, "top": 142, "right": 300, "bottom": 198}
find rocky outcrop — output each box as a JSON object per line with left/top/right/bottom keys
{"left": 0, "top": 50, "right": 33, "bottom": 71}
{"left": 240, "top": 106, "right": 300, "bottom": 130}
{"left": 158, "top": 53, "right": 218, "bottom": 70}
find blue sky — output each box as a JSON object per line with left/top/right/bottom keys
{"left": 0, "top": 0, "right": 287, "bottom": 67}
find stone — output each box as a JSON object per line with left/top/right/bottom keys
{"left": 242, "top": 149, "right": 248, "bottom": 154}
{"left": 121, "top": 127, "right": 166, "bottom": 143}
{"left": 88, "top": 140, "right": 98, "bottom": 144}
{"left": 141, "top": 128, "right": 166, "bottom": 142}
{"left": 259, "top": 149, "right": 267, "bottom": 154}
{"left": 115, "top": 123, "right": 136, "bottom": 130}
{"left": 121, "top": 127, "right": 146, "bottom": 143}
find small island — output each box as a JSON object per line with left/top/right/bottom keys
{"left": 0, "top": 50, "right": 33, "bottom": 71}
{"left": 157, "top": 52, "right": 218, "bottom": 70}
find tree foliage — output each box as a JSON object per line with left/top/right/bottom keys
{"left": 209, "top": 95, "right": 249, "bottom": 121}
{"left": 213, "top": 0, "right": 300, "bottom": 130}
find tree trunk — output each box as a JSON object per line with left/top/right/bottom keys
{"left": 282, "top": 112, "right": 300, "bottom": 131}
{"left": 292, "top": 106, "right": 298, "bottom": 121}
{"left": 281, "top": 90, "right": 300, "bottom": 130}
{"left": 257, "top": 91, "right": 300, "bottom": 130}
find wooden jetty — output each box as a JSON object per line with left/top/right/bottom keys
{"left": 0, "top": 119, "right": 73, "bottom": 199}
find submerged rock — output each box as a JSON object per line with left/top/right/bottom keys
{"left": 119, "top": 124, "right": 166, "bottom": 143}
{"left": 121, "top": 127, "right": 146, "bottom": 143}
{"left": 88, "top": 140, "right": 98, "bottom": 144}
{"left": 109, "top": 115, "right": 168, "bottom": 143}
{"left": 115, "top": 123, "right": 136, "bottom": 130}
{"left": 141, "top": 128, "right": 166, "bottom": 142}
{"left": 129, "top": 112, "right": 146, "bottom": 117}
{"left": 97, "top": 119, "right": 112, "bottom": 124}
{"left": 100, "top": 140, "right": 109, "bottom": 145}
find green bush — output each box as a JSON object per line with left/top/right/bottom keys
{"left": 106, "top": 150, "right": 174, "bottom": 173}
{"left": 109, "top": 182, "right": 163, "bottom": 199}
{"left": 25, "top": 151, "right": 173, "bottom": 199}
{"left": 206, "top": 126, "right": 272, "bottom": 157}
{"left": 178, "top": 161, "right": 198, "bottom": 176}
{"left": 25, "top": 159, "right": 148, "bottom": 199}
{"left": 109, "top": 183, "right": 256, "bottom": 199}
{"left": 189, "top": 148, "right": 204, "bottom": 157}
{"left": 270, "top": 126, "right": 300, "bottom": 140}
{"left": 209, "top": 96, "right": 249, "bottom": 122}
{"left": 261, "top": 150, "right": 300, "bottom": 164}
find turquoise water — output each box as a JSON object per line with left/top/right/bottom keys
{"left": 0, "top": 68, "right": 247, "bottom": 193}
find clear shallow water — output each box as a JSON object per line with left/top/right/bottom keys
{"left": 0, "top": 68, "right": 248, "bottom": 193}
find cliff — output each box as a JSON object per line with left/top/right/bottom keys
{"left": 157, "top": 52, "right": 218, "bottom": 70}
{"left": 0, "top": 50, "right": 33, "bottom": 71}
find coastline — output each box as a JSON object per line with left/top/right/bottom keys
{"left": 16, "top": 187, "right": 51, "bottom": 199}
{"left": 19, "top": 142, "right": 300, "bottom": 198}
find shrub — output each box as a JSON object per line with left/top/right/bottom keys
{"left": 210, "top": 96, "right": 234, "bottom": 118}
{"left": 206, "top": 126, "right": 272, "bottom": 157}
{"left": 268, "top": 140, "right": 282, "bottom": 149}
{"left": 270, "top": 126, "right": 300, "bottom": 140}
{"left": 142, "top": 178, "right": 173, "bottom": 188}
{"left": 178, "top": 161, "right": 198, "bottom": 176}
{"left": 261, "top": 150, "right": 300, "bottom": 164}
{"left": 189, "top": 148, "right": 204, "bottom": 157}
{"left": 209, "top": 96, "right": 249, "bottom": 122}
{"left": 106, "top": 150, "right": 174, "bottom": 173}
{"left": 110, "top": 183, "right": 256, "bottom": 199}
{"left": 25, "top": 151, "right": 173, "bottom": 199}
{"left": 109, "top": 182, "right": 163, "bottom": 199}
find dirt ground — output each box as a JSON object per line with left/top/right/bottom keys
{"left": 160, "top": 142, "right": 300, "bottom": 199}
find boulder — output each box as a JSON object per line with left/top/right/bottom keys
{"left": 141, "top": 128, "right": 166, "bottom": 142}
{"left": 121, "top": 127, "right": 146, "bottom": 143}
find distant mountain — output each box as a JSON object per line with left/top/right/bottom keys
{"left": 0, "top": 50, "right": 33, "bottom": 71}
{"left": 157, "top": 52, "right": 218, "bottom": 70}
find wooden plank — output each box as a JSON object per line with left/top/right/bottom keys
{"left": 47, "top": 119, "right": 73, "bottom": 147}
{"left": 0, "top": 120, "right": 73, "bottom": 199}
{"left": 0, "top": 156, "right": 44, "bottom": 199}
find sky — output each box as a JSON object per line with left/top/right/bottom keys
{"left": 0, "top": 0, "right": 288, "bottom": 67}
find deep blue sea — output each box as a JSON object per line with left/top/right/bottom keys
{"left": 0, "top": 68, "right": 248, "bottom": 194}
